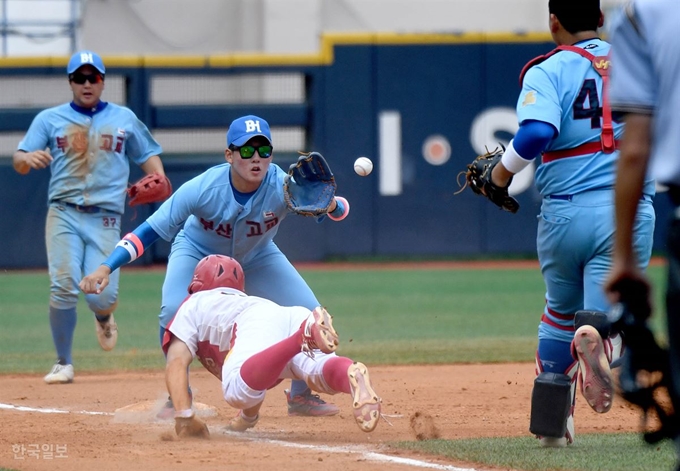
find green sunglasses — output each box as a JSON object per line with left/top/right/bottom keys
{"left": 230, "top": 145, "right": 273, "bottom": 159}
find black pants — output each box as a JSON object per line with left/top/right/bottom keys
{"left": 661, "top": 187, "right": 680, "bottom": 468}
{"left": 667, "top": 206, "right": 680, "bottom": 422}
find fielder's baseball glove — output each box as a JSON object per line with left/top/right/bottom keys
{"left": 457, "top": 146, "right": 519, "bottom": 213}
{"left": 127, "top": 172, "right": 172, "bottom": 207}
{"left": 283, "top": 152, "right": 337, "bottom": 217}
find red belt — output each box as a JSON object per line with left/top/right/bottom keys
{"left": 542, "top": 140, "right": 620, "bottom": 164}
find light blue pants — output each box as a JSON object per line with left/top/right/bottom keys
{"left": 535, "top": 190, "right": 655, "bottom": 372}
{"left": 46, "top": 202, "right": 121, "bottom": 312}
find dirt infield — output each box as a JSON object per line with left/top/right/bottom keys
{"left": 0, "top": 364, "right": 643, "bottom": 471}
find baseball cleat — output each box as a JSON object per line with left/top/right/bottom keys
{"left": 156, "top": 397, "right": 176, "bottom": 421}
{"left": 348, "top": 362, "right": 381, "bottom": 432}
{"left": 225, "top": 411, "right": 259, "bottom": 432}
{"left": 301, "top": 306, "right": 339, "bottom": 356}
{"left": 44, "top": 361, "right": 74, "bottom": 384}
{"left": 539, "top": 436, "right": 566, "bottom": 447}
{"left": 285, "top": 389, "right": 340, "bottom": 417}
{"left": 539, "top": 436, "right": 567, "bottom": 448}
{"left": 573, "top": 325, "right": 614, "bottom": 413}
{"left": 156, "top": 389, "right": 194, "bottom": 421}
{"left": 538, "top": 413, "right": 574, "bottom": 447}
{"left": 95, "top": 314, "right": 118, "bottom": 351}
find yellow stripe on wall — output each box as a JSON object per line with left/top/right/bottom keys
{"left": 0, "top": 32, "right": 553, "bottom": 69}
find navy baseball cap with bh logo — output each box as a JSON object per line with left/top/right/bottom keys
{"left": 227, "top": 115, "right": 272, "bottom": 147}
{"left": 67, "top": 50, "right": 106, "bottom": 75}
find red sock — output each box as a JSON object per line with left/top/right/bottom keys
{"left": 240, "top": 327, "right": 304, "bottom": 390}
{"left": 322, "top": 356, "right": 354, "bottom": 393}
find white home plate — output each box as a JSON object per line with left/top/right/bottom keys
{"left": 113, "top": 399, "right": 217, "bottom": 424}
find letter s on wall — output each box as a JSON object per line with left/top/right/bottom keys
{"left": 469, "top": 107, "right": 535, "bottom": 196}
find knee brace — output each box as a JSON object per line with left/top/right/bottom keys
{"left": 574, "top": 310, "right": 611, "bottom": 339}
{"left": 530, "top": 372, "right": 572, "bottom": 438}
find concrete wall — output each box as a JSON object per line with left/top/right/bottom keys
{"left": 2, "top": 0, "right": 628, "bottom": 56}
{"left": 80, "top": 0, "right": 627, "bottom": 55}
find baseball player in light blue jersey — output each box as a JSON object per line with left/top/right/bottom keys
{"left": 12, "top": 50, "right": 166, "bottom": 385}
{"left": 606, "top": 0, "right": 680, "bottom": 458}
{"left": 80, "top": 114, "right": 350, "bottom": 418}
{"left": 483, "top": 0, "right": 656, "bottom": 446}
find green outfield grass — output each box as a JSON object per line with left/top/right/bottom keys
{"left": 0, "top": 264, "right": 673, "bottom": 471}
{"left": 396, "top": 433, "right": 677, "bottom": 471}
{"left": 0, "top": 264, "right": 668, "bottom": 372}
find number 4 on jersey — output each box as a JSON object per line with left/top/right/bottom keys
{"left": 573, "top": 79, "right": 602, "bottom": 129}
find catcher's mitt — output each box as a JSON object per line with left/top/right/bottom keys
{"left": 283, "top": 152, "right": 337, "bottom": 217}
{"left": 127, "top": 172, "right": 172, "bottom": 207}
{"left": 457, "top": 146, "right": 519, "bottom": 213}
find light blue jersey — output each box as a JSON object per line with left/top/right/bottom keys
{"left": 148, "top": 162, "right": 289, "bottom": 265}
{"left": 609, "top": 0, "right": 680, "bottom": 186}
{"left": 18, "top": 102, "right": 162, "bottom": 214}
{"left": 518, "top": 38, "right": 654, "bottom": 197}
{"left": 517, "top": 39, "right": 655, "bottom": 375}
{"left": 511, "top": 11, "right": 658, "bottom": 447}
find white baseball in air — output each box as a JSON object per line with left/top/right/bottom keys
{"left": 354, "top": 157, "right": 373, "bottom": 176}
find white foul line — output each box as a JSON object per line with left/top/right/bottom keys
{"left": 0, "top": 402, "right": 477, "bottom": 471}
{"left": 0, "top": 402, "right": 113, "bottom": 416}
{"left": 223, "top": 432, "right": 479, "bottom": 471}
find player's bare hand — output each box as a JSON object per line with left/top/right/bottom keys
{"left": 23, "top": 150, "right": 53, "bottom": 170}
{"left": 79, "top": 265, "right": 112, "bottom": 294}
{"left": 175, "top": 416, "right": 210, "bottom": 439}
{"left": 604, "top": 258, "right": 651, "bottom": 306}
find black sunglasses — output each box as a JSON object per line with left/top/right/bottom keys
{"left": 229, "top": 145, "right": 273, "bottom": 159}
{"left": 69, "top": 72, "right": 104, "bottom": 85}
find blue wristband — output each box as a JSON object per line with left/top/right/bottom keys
{"left": 330, "top": 199, "right": 345, "bottom": 218}
{"left": 103, "top": 245, "right": 132, "bottom": 271}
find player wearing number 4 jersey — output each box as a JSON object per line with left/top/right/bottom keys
{"left": 482, "top": 0, "right": 656, "bottom": 446}
{"left": 166, "top": 255, "right": 382, "bottom": 439}
{"left": 81, "top": 114, "right": 350, "bottom": 417}
{"left": 13, "top": 50, "right": 166, "bottom": 385}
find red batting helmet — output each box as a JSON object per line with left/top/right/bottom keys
{"left": 188, "top": 255, "right": 245, "bottom": 294}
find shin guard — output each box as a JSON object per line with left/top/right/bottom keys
{"left": 530, "top": 372, "right": 572, "bottom": 438}
{"left": 531, "top": 352, "right": 579, "bottom": 445}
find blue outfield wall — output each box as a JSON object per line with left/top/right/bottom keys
{"left": 0, "top": 35, "right": 672, "bottom": 268}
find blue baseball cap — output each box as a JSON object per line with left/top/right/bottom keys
{"left": 67, "top": 50, "right": 106, "bottom": 75}
{"left": 227, "top": 115, "right": 272, "bottom": 147}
